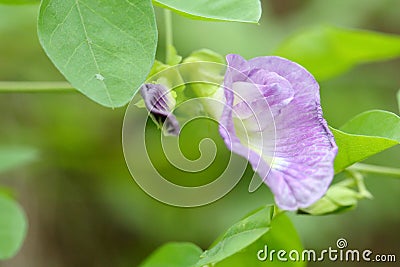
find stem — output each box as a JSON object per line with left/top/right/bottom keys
{"left": 347, "top": 170, "right": 373, "bottom": 199}
{"left": 0, "top": 81, "right": 74, "bottom": 93}
{"left": 164, "top": 9, "right": 173, "bottom": 63}
{"left": 348, "top": 163, "right": 400, "bottom": 178}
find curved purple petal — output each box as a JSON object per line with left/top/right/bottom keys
{"left": 219, "top": 54, "right": 337, "bottom": 210}
{"left": 140, "top": 83, "right": 180, "bottom": 136}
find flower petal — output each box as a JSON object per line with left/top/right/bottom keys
{"left": 267, "top": 104, "right": 337, "bottom": 210}
{"left": 219, "top": 54, "right": 337, "bottom": 210}
{"left": 140, "top": 83, "right": 180, "bottom": 136}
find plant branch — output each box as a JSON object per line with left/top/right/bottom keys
{"left": 0, "top": 81, "right": 75, "bottom": 93}
{"left": 348, "top": 163, "right": 400, "bottom": 178}
{"left": 347, "top": 170, "right": 373, "bottom": 199}
{"left": 164, "top": 9, "right": 173, "bottom": 63}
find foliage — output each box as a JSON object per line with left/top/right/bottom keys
{"left": 332, "top": 110, "right": 400, "bottom": 173}
{"left": 139, "top": 206, "right": 304, "bottom": 267}
{"left": 37, "top": 0, "right": 158, "bottom": 108}
{"left": 195, "top": 206, "right": 274, "bottom": 266}
{"left": 0, "top": 194, "right": 27, "bottom": 260}
{"left": 1, "top": 0, "right": 400, "bottom": 265}
{"left": 35, "top": 0, "right": 262, "bottom": 107}
{"left": 300, "top": 172, "right": 373, "bottom": 215}
{"left": 0, "top": 146, "right": 35, "bottom": 259}
{"left": 153, "top": 0, "right": 261, "bottom": 23}
{"left": 139, "top": 242, "right": 202, "bottom": 267}
{"left": 275, "top": 26, "right": 400, "bottom": 81}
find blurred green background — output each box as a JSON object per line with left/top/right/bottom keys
{"left": 0, "top": 0, "right": 399, "bottom": 266}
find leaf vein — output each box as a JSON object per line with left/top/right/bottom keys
{"left": 79, "top": 1, "right": 148, "bottom": 56}
{"left": 49, "top": 2, "right": 77, "bottom": 47}
{"left": 63, "top": 40, "right": 86, "bottom": 69}
{"left": 75, "top": 0, "right": 114, "bottom": 106}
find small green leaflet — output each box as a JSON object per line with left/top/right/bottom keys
{"left": 153, "top": 0, "right": 262, "bottom": 23}
{"left": 275, "top": 26, "right": 400, "bottom": 81}
{"left": 166, "top": 45, "right": 182, "bottom": 66}
{"left": 183, "top": 49, "right": 224, "bottom": 65}
{"left": 332, "top": 128, "right": 397, "bottom": 173}
{"left": 301, "top": 169, "right": 374, "bottom": 216}
{"left": 195, "top": 206, "right": 273, "bottom": 267}
{"left": 138, "top": 207, "right": 304, "bottom": 266}
{"left": 38, "top": 0, "right": 157, "bottom": 108}
{"left": 332, "top": 110, "right": 400, "bottom": 173}
{"left": 182, "top": 49, "right": 225, "bottom": 98}
{"left": 340, "top": 110, "right": 400, "bottom": 142}
{"left": 0, "top": 194, "right": 27, "bottom": 260}
{"left": 214, "top": 212, "right": 304, "bottom": 267}
{"left": 138, "top": 242, "right": 202, "bottom": 267}
{"left": 300, "top": 185, "right": 360, "bottom": 215}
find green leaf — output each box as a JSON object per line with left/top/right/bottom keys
{"left": 0, "top": 0, "right": 38, "bottom": 5}
{"left": 275, "top": 26, "right": 400, "bottom": 80}
{"left": 147, "top": 61, "right": 186, "bottom": 104}
{"left": 332, "top": 128, "right": 397, "bottom": 173}
{"left": 166, "top": 45, "right": 182, "bottom": 66}
{"left": 397, "top": 90, "right": 400, "bottom": 113}
{"left": 0, "top": 194, "right": 27, "bottom": 260}
{"left": 153, "top": 0, "right": 262, "bottom": 23}
{"left": 332, "top": 110, "right": 400, "bottom": 172}
{"left": 215, "top": 213, "right": 304, "bottom": 267}
{"left": 183, "top": 49, "right": 225, "bottom": 65}
{"left": 148, "top": 60, "right": 170, "bottom": 79}
{"left": 300, "top": 184, "right": 360, "bottom": 216}
{"left": 180, "top": 49, "right": 226, "bottom": 119}
{"left": 340, "top": 110, "right": 400, "bottom": 142}
{"left": 182, "top": 49, "right": 225, "bottom": 97}
{"left": 0, "top": 146, "right": 37, "bottom": 174}
{"left": 38, "top": 0, "right": 157, "bottom": 108}
{"left": 195, "top": 205, "right": 273, "bottom": 267}
{"left": 139, "top": 242, "right": 202, "bottom": 267}
{"left": 301, "top": 170, "right": 373, "bottom": 216}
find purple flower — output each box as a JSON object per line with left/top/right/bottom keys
{"left": 140, "top": 83, "right": 180, "bottom": 135}
{"left": 219, "top": 54, "right": 337, "bottom": 210}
